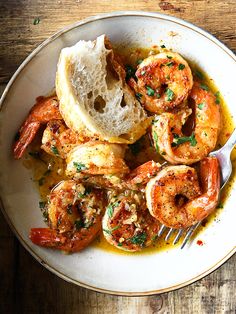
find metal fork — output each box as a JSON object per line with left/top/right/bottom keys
{"left": 157, "top": 128, "right": 236, "bottom": 249}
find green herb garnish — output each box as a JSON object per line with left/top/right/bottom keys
{"left": 51, "top": 145, "right": 59, "bottom": 156}
{"left": 73, "top": 162, "right": 87, "bottom": 172}
{"left": 33, "top": 17, "right": 40, "bottom": 25}
{"left": 200, "top": 83, "right": 209, "bottom": 91}
{"left": 217, "top": 203, "right": 224, "bottom": 209}
{"left": 146, "top": 85, "right": 155, "bottom": 96}
{"left": 75, "top": 220, "right": 84, "bottom": 230}
{"left": 172, "top": 133, "right": 197, "bottom": 147}
{"left": 153, "top": 131, "right": 159, "bottom": 153}
{"left": 178, "top": 64, "right": 185, "bottom": 70}
{"left": 107, "top": 202, "right": 119, "bottom": 218}
{"left": 130, "top": 232, "right": 147, "bottom": 246}
{"left": 39, "top": 201, "right": 46, "bottom": 209}
{"left": 160, "top": 44, "right": 166, "bottom": 48}
{"left": 215, "top": 91, "right": 220, "bottom": 104}
{"left": 137, "top": 59, "right": 143, "bottom": 65}
{"left": 125, "top": 65, "right": 137, "bottom": 81}
{"left": 103, "top": 225, "right": 120, "bottom": 235}
{"left": 165, "top": 88, "right": 175, "bottom": 101}
{"left": 198, "top": 103, "right": 204, "bottom": 110}
{"left": 166, "top": 62, "right": 174, "bottom": 67}
{"left": 167, "top": 55, "right": 172, "bottom": 59}
{"left": 195, "top": 70, "right": 204, "bottom": 80}
{"left": 135, "top": 93, "right": 142, "bottom": 101}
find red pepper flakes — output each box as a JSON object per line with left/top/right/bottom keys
{"left": 197, "top": 240, "right": 204, "bottom": 246}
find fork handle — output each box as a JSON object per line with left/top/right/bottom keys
{"left": 224, "top": 128, "right": 236, "bottom": 152}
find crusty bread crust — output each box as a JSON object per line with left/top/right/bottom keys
{"left": 56, "top": 35, "right": 151, "bottom": 144}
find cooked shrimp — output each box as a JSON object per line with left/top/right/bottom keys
{"left": 66, "top": 141, "right": 129, "bottom": 178}
{"left": 30, "top": 180, "right": 105, "bottom": 252}
{"left": 72, "top": 160, "right": 162, "bottom": 191}
{"left": 41, "top": 120, "right": 89, "bottom": 159}
{"left": 152, "top": 82, "right": 221, "bottom": 164}
{"left": 146, "top": 157, "right": 220, "bottom": 229}
{"left": 102, "top": 190, "right": 160, "bottom": 252}
{"left": 13, "top": 96, "right": 62, "bottom": 159}
{"left": 129, "top": 52, "right": 193, "bottom": 113}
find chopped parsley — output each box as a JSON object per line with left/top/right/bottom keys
{"left": 39, "top": 201, "right": 46, "bottom": 209}
{"left": 166, "top": 62, "right": 174, "bottom": 67}
{"left": 125, "top": 65, "right": 137, "bottom": 81}
{"left": 135, "top": 93, "right": 142, "bottom": 101}
{"left": 73, "top": 162, "right": 87, "bottom": 172}
{"left": 153, "top": 131, "right": 159, "bottom": 153}
{"left": 165, "top": 88, "right": 175, "bottom": 101}
{"left": 141, "top": 70, "right": 146, "bottom": 75}
{"left": 198, "top": 103, "right": 204, "bottom": 110}
{"left": 117, "top": 243, "right": 123, "bottom": 247}
{"left": 33, "top": 17, "right": 40, "bottom": 25}
{"left": 130, "top": 232, "right": 147, "bottom": 246}
{"left": 167, "top": 55, "right": 172, "bottom": 59}
{"left": 107, "top": 202, "right": 119, "bottom": 218}
{"left": 103, "top": 225, "right": 120, "bottom": 235}
{"left": 160, "top": 44, "right": 166, "bottom": 48}
{"left": 146, "top": 85, "right": 155, "bottom": 96}
{"left": 75, "top": 220, "right": 84, "bottom": 230}
{"left": 137, "top": 59, "right": 143, "bottom": 65}
{"left": 195, "top": 70, "right": 204, "bottom": 80}
{"left": 172, "top": 133, "right": 197, "bottom": 147}
{"left": 51, "top": 145, "right": 59, "bottom": 156}
{"left": 217, "top": 203, "right": 224, "bottom": 209}
{"left": 178, "top": 64, "right": 185, "bottom": 70}
{"left": 215, "top": 91, "right": 220, "bottom": 104}
{"left": 200, "top": 83, "right": 209, "bottom": 91}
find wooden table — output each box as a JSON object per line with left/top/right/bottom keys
{"left": 0, "top": 1, "right": 235, "bottom": 313}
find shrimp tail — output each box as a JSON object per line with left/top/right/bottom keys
{"left": 13, "top": 96, "right": 62, "bottom": 159}
{"left": 30, "top": 228, "right": 67, "bottom": 249}
{"left": 13, "top": 122, "right": 40, "bottom": 159}
{"left": 30, "top": 220, "right": 102, "bottom": 252}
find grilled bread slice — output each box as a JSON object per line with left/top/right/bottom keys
{"left": 56, "top": 35, "right": 151, "bottom": 144}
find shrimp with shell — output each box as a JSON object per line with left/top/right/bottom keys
{"left": 146, "top": 157, "right": 220, "bottom": 229}
{"left": 152, "top": 82, "right": 221, "bottom": 164}
{"left": 13, "top": 96, "right": 62, "bottom": 159}
{"left": 102, "top": 190, "right": 160, "bottom": 252}
{"left": 128, "top": 52, "right": 193, "bottom": 113}
{"left": 30, "top": 180, "right": 105, "bottom": 252}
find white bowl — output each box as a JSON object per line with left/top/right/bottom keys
{"left": 0, "top": 11, "right": 236, "bottom": 296}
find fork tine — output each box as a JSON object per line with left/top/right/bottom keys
{"left": 173, "top": 229, "right": 184, "bottom": 245}
{"left": 158, "top": 224, "right": 166, "bottom": 237}
{"left": 181, "top": 222, "right": 201, "bottom": 249}
{"left": 165, "top": 228, "right": 174, "bottom": 241}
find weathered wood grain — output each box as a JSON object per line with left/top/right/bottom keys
{"left": 1, "top": 1, "right": 236, "bottom": 313}
{"left": 0, "top": 0, "right": 236, "bottom": 83}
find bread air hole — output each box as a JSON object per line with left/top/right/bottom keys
{"left": 119, "top": 133, "right": 130, "bottom": 140}
{"left": 120, "top": 96, "right": 127, "bottom": 108}
{"left": 94, "top": 95, "right": 106, "bottom": 113}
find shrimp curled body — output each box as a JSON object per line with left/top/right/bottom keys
{"left": 152, "top": 82, "right": 221, "bottom": 164}
{"left": 30, "top": 180, "right": 105, "bottom": 252}
{"left": 129, "top": 52, "right": 193, "bottom": 113}
{"left": 102, "top": 191, "right": 160, "bottom": 252}
{"left": 146, "top": 157, "right": 220, "bottom": 229}
{"left": 13, "top": 96, "right": 62, "bottom": 159}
